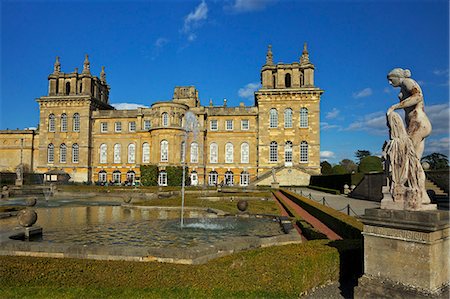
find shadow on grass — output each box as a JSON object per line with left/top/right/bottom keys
{"left": 327, "top": 239, "right": 363, "bottom": 299}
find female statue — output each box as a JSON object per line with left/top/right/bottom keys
{"left": 386, "top": 68, "right": 432, "bottom": 159}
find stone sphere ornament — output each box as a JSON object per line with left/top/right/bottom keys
{"left": 17, "top": 209, "right": 38, "bottom": 227}
{"left": 421, "top": 161, "right": 430, "bottom": 170}
{"left": 2, "top": 185, "right": 8, "bottom": 191}
{"left": 237, "top": 200, "right": 248, "bottom": 212}
{"left": 25, "top": 197, "right": 37, "bottom": 207}
{"left": 123, "top": 196, "right": 132, "bottom": 204}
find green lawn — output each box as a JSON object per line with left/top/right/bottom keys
{"left": 0, "top": 240, "right": 341, "bottom": 298}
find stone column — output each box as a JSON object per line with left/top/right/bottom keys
{"left": 355, "top": 209, "right": 449, "bottom": 298}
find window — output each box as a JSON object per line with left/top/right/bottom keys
{"left": 60, "top": 144, "right": 67, "bottom": 163}
{"left": 65, "top": 82, "right": 70, "bottom": 95}
{"left": 49, "top": 114, "right": 56, "bottom": 132}
{"left": 241, "top": 142, "right": 249, "bottom": 163}
{"left": 241, "top": 120, "right": 249, "bottom": 130}
{"left": 127, "top": 171, "right": 135, "bottom": 184}
{"left": 284, "top": 108, "right": 293, "bottom": 128}
{"left": 300, "top": 141, "right": 308, "bottom": 163}
{"left": 72, "top": 144, "right": 79, "bottom": 163}
{"left": 208, "top": 171, "right": 218, "bottom": 186}
{"left": 225, "top": 171, "right": 234, "bottom": 186}
{"left": 128, "top": 143, "right": 136, "bottom": 163}
{"left": 160, "top": 140, "right": 168, "bottom": 162}
{"left": 181, "top": 141, "right": 186, "bottom": 163}
{"left": 61, "top": 114, "right": 68, "bottom": 132}
{"left": 190, "top": 142, "right": 198, "bottom": 163}
{"left": 142, "top": 142, "right": 150, "bottom": 163}
{"left": 226, "top": 120, "right": 233, "bottom": 131}
{"left": 162, "top": 112, "right": 169, "bottom": 127}
{"left": 300, "top": 108, "right": 308, "bottom": 128}
{"left": 269, "top": 141, "right": 278, "bottom": 162}
{"left": 112, "top": 171, "right": 121, "bottom": 183}
{"left": 98, "top": 171, "right": 107, "bottom": 183}
{"left": 285, "top": 73, "right": 291, "bottom": 88}
{"left": 240, "top": 171, "right": 250, "bottom": 186}
{"left": 47, "top": 144, "right": 54, "bottom": 163}
{"left": 101, "top": 122, "right": 108, "bottom": 132}
{"left": 73, "top": 113, "right": 80, "bottom": 132}
{"left": 129, "top": 121, "right": 136, "bottom": 132}
{"left": 210, "top": 143, "right": 218, "bottom": 163}
{"left": 100, "top": 144, "right": 107, "bottom": 163}
{"left": 225, "top": 143, "right": 233, "bottom": 163}
{"left": 144, "top": 120, "right": 151, "bottom": 130}
{"left": 269, "top": 108, "right": 278, "bottom": 128}
{"left": 115, "top": 122, "right": 122, "bottom": 132}
{"left": 158, "top": 171, "right": 168, "bottom": 186}
{"left": 190, "top": 171, "right": 198, "bottom": 186}
{"left": 285, "top": 141, "right": 293, "bottom": 164}
{"left": 210, "top": 119, "right": 218, "bottom": 131}
{"left": 114, "top": 144, "right": 121, "bottom": 163}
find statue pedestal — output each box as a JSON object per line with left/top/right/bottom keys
{"left": 271, "top": 182, "right": 280, "bottom": 189}
{"left": 15, "top": 179, "right": 23, "bottom": 186}
{"left": 355, "top": 208, "right": 449, "bottom": 298}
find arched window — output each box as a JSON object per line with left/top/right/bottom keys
{"left": 241, "top": 142, "right": 249, "bottom": 163}
{"left": 114, "top": 144, "right": 121, "bottom": 163}
{"left": 128, "top": 143, "right": 136, "bottom": 163}
{"left": 98, "top": 170, "right": 107, "bottom": 183}
{"left": 284, "top": 108, "right": 293, "bottom": 128}
{"left": 48, "top": 114, "right": 55, "bottom": 132}
{"left": 61, "top": 113, "right": 68, "bottom": 132}
{"left": 60, "top": 143, "right": 67, "bottom": 163}
{"left": 142, "top": 142, "right": 150, "bottom": 164}
{"left": 300, "top": 108, "right": 308, "bottom": 128}
{"left": 47, "top": 144, "right": 54, "bottom": 163}
{"left": 100, "top": 144, "right": 107, "bottom": 163}
{"left": 269, "top": 108, "right": 278, "bottom": 128}
{"left": 73, "top": 113, "right": 80, "bottom": 132}
{"left": 269, "top": 141, "right": 278, "bottom": 162}
{"left": 180, "top": 141, "right": 186, "bottom": 163}
{"left": 190, "top": 171, "right": 198, "bottom": 186}
{"left": 285, "top": 141, "right": 293, "bottom": 164}
{"left": 190, "top": 142, "right": 198, "bottom": 163}
{"left": 127, "top": 171, "right": 135, "bottom": 184}
{"left": 208, "top": 171, "right": 218, "bottom": 186}
{"left": 285, "top": 73, "right": 291, "bottom": 88}
{"left": 210, "top": 143, "right": 218, "bottom": 163}
{"left": 240, "top": 171, "right": 250, "bottom": 186}
{"left": 225, "top": 142, "right": 233, "bottom": 163}
{"left": 112, "top": 170, "right": 121, "bottom": 183}
{"left": 300, "top": 141, "right": 308, "bottom": 163}
{"left": 65, "top": 82, "right": 70, "bottom": 95}
{"left": 158, "top": 171, "right": 167, "bottom": 186}
{"left": 160, "top": 140, "right": 168, "bottom": 162}
{"left": 72, "top": 144, "right": 79, "bottom": 163}
{"left": 225, "top": 171, "right": 234, "bottom": 186}
{"left": 162, "top": 112, "right": 169, "bottom": 127}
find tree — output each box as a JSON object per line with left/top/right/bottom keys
{"left": 339, "top": 159, "right": 357, "bottom": 173}
{"left": 321, "top": 161, "right": 332, "bottom": 175}
{"left": 355, "top": 150, "right": 371, "bottom": 163}
{"left": 358, "top": 156, "right": 383, "bottom": 173}
{"left": 421, "top": 153, "right": 449, "bottom": 170}
{"left": 332, "top": 165, "right": 347, "bottom": 174}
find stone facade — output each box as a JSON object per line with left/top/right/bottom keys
{"left": 0, "top": 45, "right": 324, "bottom": 186}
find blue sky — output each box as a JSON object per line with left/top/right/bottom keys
{"left": 1, "top": 0, "right": 448, "bottom": 164}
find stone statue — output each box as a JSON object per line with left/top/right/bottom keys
{"left": 271, "top": 167, "right": 277, "bottom": 183}
{"left": 382, "top": 68, "right": 435, "bottom": 211}
{"left": 16, "top": 164, "right": 23, "bottom": 181}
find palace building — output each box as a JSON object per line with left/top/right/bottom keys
{"left": 0, "top": 45, "right": 323, "bottom": 186}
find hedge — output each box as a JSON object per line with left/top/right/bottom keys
{"left": 140, "top": 165, "right": 158, "bottom": 186}
{"left": 166, "top": 166, "right": 190, "bottom": 187}
{"left": 426, "top": 170, "right": 449, "bottom": 194}
{"left": 307, "top": 186, "right": 340, "bottom": 195}
{"left": 279, "top": 189, "right": 363, "bottom": 239}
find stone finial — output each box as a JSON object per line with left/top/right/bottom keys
{"left": 300, "top": 42, "right": 310, "bottom": 65}
{"left": 266, "top": 44, "right": 273, "bottom": 65}
{"left": 100, "top": 66, "right": 106, "bottom": 82}
{"left": 223, "top": 98, "right": 227, "bottom": 107}
{"left": 82, "top": 54, "right": 90, "bottom": 74}
{"left": 53, "top": 56, "right": 61, "bottom": 73}
{"left": 209, "top": 98, "right": 213, "bottom": 106}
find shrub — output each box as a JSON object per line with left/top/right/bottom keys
{"left": 166, "top": 166, "right": 190, "bottom": 187}
{"left": 140, "top": 165, "right": 158, "bottom": 186}
{"left": 358, "top": 156, "right": 382, "bottom": 173}
{"left": 331, "top": 165, "right": 347, "bottom": 174}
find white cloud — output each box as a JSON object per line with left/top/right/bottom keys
{"left": 425, "top": 137, "right": 450, "bottom": 155}
{"left": 352, "top": 87, "right": 373, "bottom": 99}
{"left": 320, "top": 122, "right": 340, "bottom": 130}
{"left": 433, "top": 69, "right": 449, "bottom": 76}
{"left": 112, "top": 103, "right": 149, "bottom": 110}
{"left": 320, "top": 151, "right": 335, "bottom": 159}
{"left": 155, "top": 37, "right": 169, "bottom": 48}
{"left": 325, "top": 108, "right": 340, "bottom": 119}
{"left": 182, "top": 0, "right": 208, "bottom": 42}
{"left": 238, "top": 82, "right": 261, "bottom": 99}
{"left": 383, "top": 87, "right": 391, "bottom": 94}
{"left": 344, "top": 111, "right": 387, "bottom": 134}
{"left": 426, "top": 103, "right": 450, "bottom": 135}
{"left": 225, "top": 0, "right": 274, "bottom": 13}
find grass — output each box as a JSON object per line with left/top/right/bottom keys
{"left": 0, "top": 240, "right": 340, "bottom": 298}
{"left": 0, "top": 206, "right": 24, "bottom": 213}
